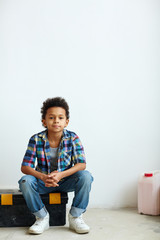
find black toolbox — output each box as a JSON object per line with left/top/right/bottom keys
{"left": 0, "top": 189, "right": 68, "bottom": 227}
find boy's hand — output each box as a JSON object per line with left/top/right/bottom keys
{"left": 44, "top": 171, "right": 63, "bottom": 187}
{"left": 40, "top": 172, "right": 58, "bottom": 187}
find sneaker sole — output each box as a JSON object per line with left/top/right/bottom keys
{"left": 69, "top": 225, "right": 90, "bottom": 234}
{"left": 29, "top": 229, "right": 43, "bottom": 235}
{"left": 28, "top": 225, "right": 49, "bottom": 235}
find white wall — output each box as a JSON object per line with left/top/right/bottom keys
{"left": 0, "top": 0, "right": 160, "bottom": 208}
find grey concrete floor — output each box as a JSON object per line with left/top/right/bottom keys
{"left": 0, "top": 208, "right": 160, "bottom": 240}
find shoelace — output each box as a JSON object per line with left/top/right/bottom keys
{"left": 74, "top": 216, "right": 85, "bottom": 226}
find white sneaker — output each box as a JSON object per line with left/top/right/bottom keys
{"left": 29, "top": 212, "right": 49, "bottom": 234}
{"left": 68, "top": 213, "right": 90, "bottom": 234}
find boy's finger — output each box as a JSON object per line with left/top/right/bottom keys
{"left": 45, "top": 182, "right": 59, "bottom": 187}
{"left": 45, "top": 179, "right": 53, "bottom": 184}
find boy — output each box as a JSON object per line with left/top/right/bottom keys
{"left": 18, "top": 97, "right": 93, "bottom": 234}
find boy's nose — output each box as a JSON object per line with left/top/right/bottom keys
{"left": 54, "top": 118, "right": 59, "bottom": 123}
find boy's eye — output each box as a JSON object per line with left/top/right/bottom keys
{"left": 49, "top": 117, "right": 64, "bottom": 120}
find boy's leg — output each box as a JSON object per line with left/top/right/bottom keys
{"left": 18, "top": 175, "right": 53, "bottom": 234}
{"left": 56, "top": 170, "right": 94, "bottom": 233}
{"left": 19, "top": 175, "right": 48, "bottom": 218}
{"left": 57, "top": 170, "right": 93, "bottom": 216}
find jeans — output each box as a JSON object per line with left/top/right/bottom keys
{"left": 18, "top": 170, "right": 93, "bottom": 218}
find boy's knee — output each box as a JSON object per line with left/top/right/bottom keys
{"left": 18, "top": 175, "right": 37, "bottom": 190}
{"left": 78, "top": 170, "right": 94, "bottom": 185}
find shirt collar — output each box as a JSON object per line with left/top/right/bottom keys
{"left": 62, "top": 129, "right": 70, "bottom": 140}
{"left": 38, "top": 129, "right": 70, "bottom": 141}
{"left": 38, "top": 130, "right": 48, "bottom": 141}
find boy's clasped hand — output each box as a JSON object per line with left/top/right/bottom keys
{"left": 42, "top": 171, "right": 63, "bottom": 187}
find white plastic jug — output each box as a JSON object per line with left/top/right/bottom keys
{"left": 138, "top": 171, "right": 160, "bottom": 215}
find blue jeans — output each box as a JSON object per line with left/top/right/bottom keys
{"left": 18, "top": 170, "right": 93, "bottom": 218}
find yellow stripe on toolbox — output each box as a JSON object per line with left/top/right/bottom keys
{"left": 49, "top": 193, "right": 61, "bottom": 204}
{"left": 1, "top": 194, "right": 13, "bottom": 205}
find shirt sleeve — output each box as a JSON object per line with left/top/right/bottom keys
{"left": 21, "top": 136, "right": 37, "bottom": 168}
{"left": 72, "top": 134, "right": 86, "bottom": 165}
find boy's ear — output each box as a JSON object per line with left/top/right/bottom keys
{"left": 42, "top": 119, "right": 46, "bottom": 128}
{"left": 65, "top": 119, "right": 69, "bottom": 127}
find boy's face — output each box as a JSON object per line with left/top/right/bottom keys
{"left": 42, "top": 107, "right": 69, "bottom": 134}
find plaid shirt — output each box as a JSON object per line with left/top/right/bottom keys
{"left": 22, "top": 129, "right": 86, "bottom": 174}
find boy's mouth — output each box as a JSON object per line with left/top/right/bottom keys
{"left": 53, "top": 125, "right": 59, "bottom": 128}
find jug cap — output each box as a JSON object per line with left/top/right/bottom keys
{"left": 144, "top": 173, "right": 153, "bottom": 177}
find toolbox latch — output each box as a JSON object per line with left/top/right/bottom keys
{"left": 1, "top": 194, "right": 13, "bottom": 205}
{"left": 49, "top": 193, "right": 61, "bottom": 204}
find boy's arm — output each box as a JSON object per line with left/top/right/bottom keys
{"left": 21, "top": 165, "right": 45, "bottom": 180}
{"left": 60, "top": 162, "right": 86, "bottom": 178}
{"left": 21, "top": 135, "right": 58, "bottom": 187}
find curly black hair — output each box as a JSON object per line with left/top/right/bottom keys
{"left": 41, "top": 97, "right": 70, "bottom": 122}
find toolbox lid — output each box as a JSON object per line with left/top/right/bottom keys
{"left": 0, "top": 189, "right": 68, "bottom": 205}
